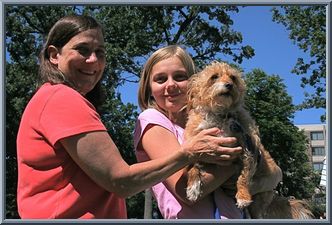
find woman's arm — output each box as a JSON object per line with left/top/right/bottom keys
{"left": 140, "top": 125, "right": 242, "bottom": 205}
{"left": 60, "top": 127, "right": 238, "bottom": 198}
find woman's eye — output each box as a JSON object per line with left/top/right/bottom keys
{"left": 174, "top": 74, "right": 188, "bottom": 81}
{"left": 76, "top": 46, "right": 90, "bottom": 57}
{"left": 96, "top": 49, "right": 106, "bottom": 59}
{"left": 154, "top": 76, "right": 167, "bottom": 84}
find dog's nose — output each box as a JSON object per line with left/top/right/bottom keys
{"left": 225, "top": 83, "right": 233, "bottom": 90}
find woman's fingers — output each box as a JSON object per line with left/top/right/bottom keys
{"left": 198, "top": 146, "right": 242, "bottom": 164}
{"left": 183, "top": 127, "right": 243, "bottom": 164}
{"left": 200, "top": 127, "right": 222, "bottom": 136}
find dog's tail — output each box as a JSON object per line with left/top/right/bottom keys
{"left": 288, "top": 197, "right": 315, "bottom": 219}
{"left": 263, "top": 195, "right": 314, "bottom": 219}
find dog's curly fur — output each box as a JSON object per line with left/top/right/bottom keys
{"left": 262, "top": 195, "right": 314, "bottom": 219}
{"left": 184, "top": 61, "right": 314, "bottom": 219}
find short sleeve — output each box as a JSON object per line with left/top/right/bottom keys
{"left": 39, "top": 86, "right": 106, "bottom": 146}
{"left": 133, "top": 108, "right": 176, "bottom": 149}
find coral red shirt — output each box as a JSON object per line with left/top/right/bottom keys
{"left": 16, "top": 83, "right": 126, "bottom": 219}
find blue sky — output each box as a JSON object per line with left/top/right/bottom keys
{"left": 118, "top": 6, "right": 326, "bottom": 125}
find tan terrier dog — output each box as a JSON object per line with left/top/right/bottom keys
{"left": 184, "top": 61, "right": 313, "bottom": 219}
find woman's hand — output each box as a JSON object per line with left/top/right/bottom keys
{"left": 182, "top": 127, "right": 242, "bottom": 166}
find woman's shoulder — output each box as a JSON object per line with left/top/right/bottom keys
{"left": 35, "top": 83, "right": 83, "bottom": 102}
{"left": 38, "top": 83, "right": 78, "bottom": 96}
{"left": 137, "top": 108, "right": 174, "bottom": 128}
{"left": 31, "top": 83, "right": 88, "bottom": 109}
{"left": 138, "top": 108, "right": 167, "bottom": 120}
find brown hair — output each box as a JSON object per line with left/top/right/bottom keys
{"left": 38, "top": 14, "right": 105, "bottom": 109}
{"left": 138, "top": 45, "right": 196, "bottom": 113}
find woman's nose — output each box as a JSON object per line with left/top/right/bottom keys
{"left": 166, "top": 78, "right": 177, "bottom": 90}
{"left": 86, "top": 52, "right": 98, "bottom": 63}
{"left": 167, "top": 78, "right": 177, "bottom": 86}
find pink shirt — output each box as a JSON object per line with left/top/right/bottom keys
{"left": 17, "top": 83, "right": 126, "bottom": 219}
{"left": 134, "top": 108, "right": 242, "bottom": 219}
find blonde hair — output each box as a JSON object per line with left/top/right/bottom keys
{"left": 138, "top": 45, "right": 196, "bottom": 113}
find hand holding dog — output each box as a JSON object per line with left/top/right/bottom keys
{"left": 181, "top": 127, "right": 242, "bottom": 166}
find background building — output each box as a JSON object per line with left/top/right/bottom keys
{"left": 297, "top": 124, "right": 327, "bottom": 216}
{"left": 296, "top": 124, "right": 327, "bottom": 172}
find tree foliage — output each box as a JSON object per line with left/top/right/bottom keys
{"left": 5, "top": 5, "right": 254, "bottom": 218}
{"left": 271, "top": 6, "right": 326, "bottom": 121}
{"left": 244, "top": 69, "right": 319, "bottom": 199}
{"left": 91, "top": 5, "right": 255, "bottom": 83}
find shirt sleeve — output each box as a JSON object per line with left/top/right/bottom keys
{"left": 39, "top": 86, "right": 106, "bottom": 146}
{"left": 133, "top": 108, "right": 176, "bottom": 149}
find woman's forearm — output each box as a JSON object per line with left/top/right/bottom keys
{"left": 110, "top": 150, "right": 191, "bottom": 197}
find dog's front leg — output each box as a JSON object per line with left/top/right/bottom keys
{"left": 235, "top": 174, "right": 253, "bottom": 209}
{"left": 235, "top": 148, "right": 256, "bottom": 209}
{"left": 186, "top": 163, "right": 204, "bottom": 202}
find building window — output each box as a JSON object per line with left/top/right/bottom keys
{"left": 313, "top": 163, "right": 324, "bottom": 171}
{"left": 312, "top": 147, "right": 326, "bottom": 156}
{"left": 310, "top": 131, "right": 324, "bottom": 140}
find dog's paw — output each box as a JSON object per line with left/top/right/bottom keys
{"left": 186, "top": 180, "right": 202, "bottom": 202}
{"left": 236, "top": 199, "right": 253, "bottom": 209}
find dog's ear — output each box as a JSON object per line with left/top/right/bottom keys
{"left": 238, "top": 74, "right": 247, "bottom": 93}
{"left": 187, "top": 73, "right": 200, "bottom": 111}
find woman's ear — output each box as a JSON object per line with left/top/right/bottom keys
{"left": 48, "top": 45, "right": 59, "bottom": 65}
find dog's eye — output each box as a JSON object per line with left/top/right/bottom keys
{"left": 210, "top": 74, "right": 219, "bottom": 81}
{"left": 230, "top": 75, "right": 236, "bottom": 81}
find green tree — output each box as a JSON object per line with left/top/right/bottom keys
{"left": 271, "top": 6, "right": 326, "bottom": 121}
{"left": 92, "top": 5, "right": 254, "bottom": 82}
{"left": 5, "top": 5, "right": 254, "bottom": 218}
{"left": 244, "top": 69, "right": 319, "bottom": 199}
